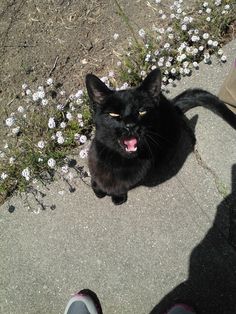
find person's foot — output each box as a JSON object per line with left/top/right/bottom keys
{"left": 166, "top": 303, "right": 196, "bottom": 314}
{"left": 64, "top": 289, "right": 102, "bottom": 314}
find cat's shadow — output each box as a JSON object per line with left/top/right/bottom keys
{"left": 142, "top": 115, "right": 198, "bottom": 187}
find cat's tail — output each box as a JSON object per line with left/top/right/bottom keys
{"left": 173, "top": 89, "right": 236, "bottom": 130}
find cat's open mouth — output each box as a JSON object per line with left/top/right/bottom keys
{"left": 120, "top": 137, "right": 138, "bottom": 153}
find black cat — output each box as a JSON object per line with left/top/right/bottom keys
{"left": 86, "top": 69, "right": 236, "bottom": 205}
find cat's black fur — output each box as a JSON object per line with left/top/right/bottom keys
{"left": 86, "top": 69, "right": 236, "bottom": 205}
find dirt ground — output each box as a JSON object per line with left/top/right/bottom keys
{"left": 0, "top": 0, "right": 164, "bottom": 110}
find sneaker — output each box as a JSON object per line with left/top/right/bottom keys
{"left": 64, "top": 289, "right": 102, "bottom": 314}
{"left": 166, "top": 303, "right": 196, "bottom": 314}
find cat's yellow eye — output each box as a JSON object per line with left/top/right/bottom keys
{"left": 109, "top": 113, "right": 120, "bottom": 117}
{"left": 139, "top": 110, "right": 147, "bottom": 116}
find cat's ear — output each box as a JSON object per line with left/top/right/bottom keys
{"left": 85, "top": 74, "right": 113, "bottom": 105}
{"left": 139, "top": 68, "right": 162, "bottom": 97}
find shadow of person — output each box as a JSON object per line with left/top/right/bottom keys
{"left": 149, "top": 164, "right": 236, "bottom": 314}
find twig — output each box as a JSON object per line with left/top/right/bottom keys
{"left": 48, "top": 55, "right": 59, "bottom": 76}
{"left": 6, "top": 98, "right": 15, "bottom": 107}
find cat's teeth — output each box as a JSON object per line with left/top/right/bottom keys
{"left": 125, "top": 147, "right": 137, "bottom": 152}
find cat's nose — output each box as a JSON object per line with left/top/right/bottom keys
{"left": 125, "top": 122, "right": 138, "bottom": 132}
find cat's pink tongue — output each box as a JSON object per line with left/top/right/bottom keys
{"left": 123, "top": 137, "right": 138, "bottom": 152}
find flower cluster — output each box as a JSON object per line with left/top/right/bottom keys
{"left": 115, "top": 0, "right": 235, "bottom": 87}
{"left": 0, "top": 78, "right": 92, "bottom": 203}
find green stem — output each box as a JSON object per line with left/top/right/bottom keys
{"left": 113, "top": 0, "right": 140, "bottom": 47}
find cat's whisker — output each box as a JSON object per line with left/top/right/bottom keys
{"left": 146, "top": 129, "right": 174, "bottom": 144}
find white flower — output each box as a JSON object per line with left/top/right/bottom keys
{"left": 48, "top": 117, "right": 56, "bottom": 129}
{"left": 151, "top": 65, "right": 157, "bottom": 70}
{"left": 37, "top": 140, "right": 45, "bottom": 149}
{"left": 140, "top": 70, "right": 146, "bottom": 77}
{"left": 75, "top": 90, "right": 83, "bottom": 99}
{"left": 171, "top": 68, "right": 177, "bottom": 74}
{"left": 5, "top": 117, "right": 15, "bottom": 127}
{"left": 22, "top": 83, "right": 28, "bottom": 90}
{"left": 154, "top": 49, "right": 160, "bottom": 55}
{"left": 206, "top": 16, "right": 211, "bottom": 22}
{"left": 61, "top": 165, "right": 69, "bottom": 173}
{"left": 1, "top": 172, "right": 8, "bottom": 180}
{"left": 191, "top": 35, "right": 200, "bottom": 42}
{"left": 60, "top": 122, "right": 66, "bottom": 128}
{"left": 203, "top": 33, "right": 209, "bottom": 40}
{"left": 181, "top": 24, "right": 187, "bottom": 31}
{"left": 164, "top": 43, "right": 170, "bottom": 49}
{"left": 167, "top": 27, "right": 173, "bottom": 32}
{"left": 46, "top": 78, "right": 53, "bottom": 85}
{"left": 192, "top": 62, "right": 199, "bottom": 68}
{"left": 224, "top": 4, "right": 230, "bottom": 10}
{"left": 155, "top": 0, "right": 161, "bottom": 3}
{"left": 32, "top": 90, "right": 45, "bottom": 101}
{"left": 221, "top": 55, "right": 227, "bottom": 62}
{"left": 108, "top": 70, "right": 115, "bottom": 78}
{"left": 214, "top": 0, "right": 221, "bottom": 5}
{"left": 79, "top": 149, "right": 88, "bottom": 159}
{"left": 57, "top": 136, "right": 65, "bottom": 144}
{"left": 22, "top": 167, "right": 30, "bottom": 181}
{"left": 113, "top": 33, "right": 119, "bottom": 40}
{"left": 165, "top": 61, "right": 171, "bottom": 67}
{"left": 119, "top": 82, "right": 129, "bottom": 90}
{"left": 4, "top": 143, "right": 8, "bottom": 149}
{"left": 138, "top": 29, "right": 146, "bottom": 38}
{"left": 57, "top": 104, "right": 64, "bottom": 111}
{"left": 212, "top": 41, "right": 218, "bottom": 47}
{"left": 158, "top": 9, "right": 163, "bottom": 14}
{"left": 47, "top": 158, "right": 56, "bottom": 169}
{"left": 38, "top": 157, "right": 43, "bottom": 162}
{"left": 208, "top": 39, "right": 213, "bottom": 46}
{"left": 26, "top": 89, "right": 32, "bottom": 95}
{"left": 184, "top": 68, "right": 191, "bottom": 75}
{"left": 203, "top": 2, "right": 208, "bottom": 7}
{"left": 161, "top": 14, "right": 166, "bottom": 19}
{"left": 56, "top": 131, "right": 63, "bottom": 138}
{"left": 9, "top": 157, "right": 15, "bottom": 164}
{"left": 12, "top": 127, "right": 20, "bottom": 135}
{"left": 79, "top": 135, "right": 87, "bottom": 144}
{"left": 66, "top": 112, "right": 73, "bottom": 120}
{"left": 74, "top": 133, "right": 80, "bottom": 140}
{"left": 117, "top": 61, "right": 122, "bottom": 67}
{"left": 206, "top": 8, "right": 211, "bottom": 13}
{"left": 199, "top": 45, "right": 204, "bottom": 51}
{"left": 157, "top": 27, "right": 165, "bottom": 34}
{"left": 0, "top": 151, "right": 5, "bottom": 158}
{"left": 217, "top": 49, "right": 224, "bottom": 56}
{"left": 42, "top": 99, "right": 48, "bottom": 106}
{"left": 221, "top": 10, "right": 226, "bottom": 15}
{"left": 17, "top": 106, "right": 24, "bottom": 113}
{"left": 176, "top": 8, "right": 182, "bottom": 14}
{"left": 77, "top": 113, "right": 83, "bottom": 120}
{"left": 158, "top": 61, "right": 163, "bottom": 67}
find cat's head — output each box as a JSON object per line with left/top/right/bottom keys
{"left": 85, "top": 69, "right": 162, "bottom": 157}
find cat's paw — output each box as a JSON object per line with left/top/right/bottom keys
{"left": 92, "top": 180, "right": 107, "bottom": 198}
{"left": 94, "top": 189, "right": 107, "bottom": 199}
{"left": 112, "top": 194, "right": 127, "bottom": 205}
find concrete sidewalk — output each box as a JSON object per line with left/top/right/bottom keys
{"left": 0, "top": 40, "right": 236, "bottom": 314}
